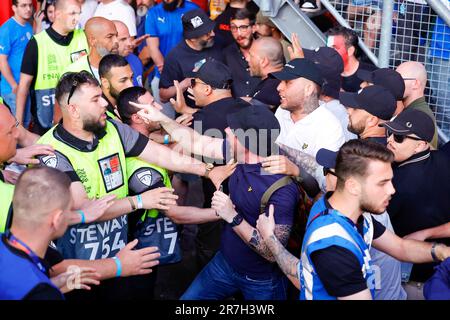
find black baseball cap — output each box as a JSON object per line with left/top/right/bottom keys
{"left": 357, "top": 68, "right": 405, "bottom": 100}
{"left": 270, "top": 58, "right": 324, "bottom": 86}
{"left": 304, "top": 47, "right": 343, "bottom": 100}
{"left": 380, "top": 109, "right": 435, "bottom": 143}
{"left": 187, "top": 58, "right": 232, "bottom": 89}
{"left": 339, "top": 85, "right": 396, "bottom": 120}
{"left": 227, "top": 105, "right": 281, "bottom": 157}
{"left": 316, "top": 148, "right": 337, "bottom": 169}
{"left": 182, "top": 9, "right": 215, "bottom": 39}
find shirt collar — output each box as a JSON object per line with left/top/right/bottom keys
{"left": 55, "top": 122, "right": 107, "bottom": 152}
{"left": 242, "top": 162, "right": 263, "bottom": 173}
{"left": 396, "top": 148, "right": 431, "bottom": 168}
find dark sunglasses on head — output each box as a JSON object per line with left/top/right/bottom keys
{"left": 67, "top": 80, "right": 78, "bottom": 105}
{"left": 386, "top": 129, "right": 423, "bottom": 143}
{"left": 323, "top": 167, "right": 337, "bottom": 177}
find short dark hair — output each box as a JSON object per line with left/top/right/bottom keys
{"left": 335, "top": 139, "right": 394, "bottom": 190}
{"left": 12, "top": 0, "right": 18, "bottom": 6}
{"left": 326, "top": 26, "right": 359, "bottom": 54}
{"left": 230, "top": 8, "right": 256, "bottom": 25}
{"left": 99, "top": 54, "right": 129, "bottom": 79}
{"left": 117, "top": 86, "right": 147, "bottom": 125}
{"left": 56, "top": 71, "right": 99, "bottom": 106}
{"left": 13, "top": 167, "right": 72, "bottom": 222}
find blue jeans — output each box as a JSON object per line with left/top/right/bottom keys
{"left": 427, "top": 56, "right": 450, "bottom": 139}
{"left": 180, "top": 251, "right": 288, "bottom": 300}
{"left": 2, "top": 92, "right": 31, "bottom": 128}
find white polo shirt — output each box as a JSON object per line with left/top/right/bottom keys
{"left": 275, "top": 105, "right": 346, "bottom": 157}
{"left": 320, "top": 99, "right": 358, "bottom": 142}
{"left": 94, "top": 0, "right": 137, "bottom": 36}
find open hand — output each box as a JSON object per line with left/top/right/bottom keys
{"left": 116, "top": 239, "right": 160, "bottom": 277}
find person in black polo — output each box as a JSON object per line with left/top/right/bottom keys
{"left": 246, "top": 36, "right": 284, "bottom": 109}
{"left": 339, "top": 85, "right": 396, "bottom": 145}
{"left": 134, "top": 102, "right": 300, "bottom": 300}
{"left": 187, "top": 58, "right": 251, "bottom": 269}
{"left": 223, "top": 8, "right": 261, "bottom": 99}
{"left": 159, "top": 9, "right": 224, "bottom": 109}
{"left": 382, "top": 109, "right": 450, "bottom": 300}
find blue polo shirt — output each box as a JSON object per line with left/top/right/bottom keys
{"left": 144, "top": 1, "right": 199, "bottom": 78}
{"left": 0, "top": 17, "right": 32, "bottom": 95}
{"left": 220, "top": 141, "right": 299, "bottom": 279}
{"left": 126, "top": 53, "right": 144, "bottom": 87}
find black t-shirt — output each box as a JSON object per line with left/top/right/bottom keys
{"left": 1, "top": 235, "right": 63, "bottom": 300}
{"left": 21, "top": 27, "right": 76, "bottom": 78}
{"left": 223, "top": 43, "right": 261, "bottom": 98}
{"left": 213, "top": 2, "right": 259, "bottom": 49}
{"left": 159, "top": 40, "right": 224, "bottom": 107}
{"left": 252, "top": 77, "right": 281, "bottom": 108}
{"left": 310, "top": 195, "right": 386, "bottom": 298}
{"left": 341, "top": 61, "right": 377, "bottom": 92}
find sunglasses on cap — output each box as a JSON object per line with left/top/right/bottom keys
{"left": 323, "top": 167, "right": 338, "bottom": 177}
{"left": 386, "top": 129, "right": 423, "bottom": 143}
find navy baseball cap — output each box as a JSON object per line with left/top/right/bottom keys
{"left": 380, "top": 109, "right": 435, "bottom": 143}
{"left": 357, "top": 68, "right": 405, "bottom": 100}
{"left": 316, "top": 148, "right": 337, "bottom": 169}
{"left": 270, "top": 58, "right": 324, "bottom": 86}
{"left": 187, "top": 58, "right": 232, "bottom": 89}
{"left": 304, "top": 47, "right": 343, "bottom": 100}
{"left": 227, "top": 104, "right": 280, "bottom": 157}
{"left": 182, "top": 9, "right": 215, "bottom": 39}
{"left": 339, "top": 85, "right": 396, "bottom": 120}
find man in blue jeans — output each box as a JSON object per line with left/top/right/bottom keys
{"left": 0, "top": 0, "right": 33, "bottom": 127}
{"left": 135, "top": 101, "right": 300, "bottom": 300}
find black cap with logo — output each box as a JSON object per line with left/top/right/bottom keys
{"left": 339, "top": 85, "right": 396, "bottom": 120}
{"left": 182, "top": 9, "right": 216, "bottom": 39}
{"left": 270, "top": 58, "right": 324, "bottom": 86}
{"left": 187, "top": 58, "right": 232, "bottom": 89}
{"left": 381, "top": 109, "right": 435, "bottom": 143}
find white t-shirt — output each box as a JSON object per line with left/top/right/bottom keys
{"left": 94, "top": 0, "right": 137, "bottom": 36}
{"left": 320, "top": 99, "right": 358, "bottom": 142}
{"left": 78, "top": 0, "right": 99, "bottom": 29}
{"left": 275, "top": 105, "right": 346, "bottom": 157}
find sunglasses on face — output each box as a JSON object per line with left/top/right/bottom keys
{"left": 190, "top": 78, "right": 207, "bottom": 88}
{"left": 386, "top": 129, "right": 423, "bottom": 143}
{"left": 323, "top": 167, "right": 337, "bottom": 177}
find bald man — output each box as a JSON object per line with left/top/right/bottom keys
{"left": 396, "top": 61, "right": 438, "bottom": 148}
{"left": 246, "top": 36, "right": 284, "bottom": 108}
{"left": 64, "top": 16, "right": 119, "bottom": 82}
{"left": 113, "top": 20, "right": 144, "bottom": 87}
{"left": 15, "top": 0, "right": 89, "bottom": 134}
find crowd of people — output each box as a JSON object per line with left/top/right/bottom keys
{"left": 0, "top": 0, "right": 449, "bottom": 301}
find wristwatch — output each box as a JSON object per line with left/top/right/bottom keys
{"left": 204, "top": 163, "right": 214, "bottom": 178}
{"left": 229, "top": 214, "right": 243, "bottom": 227}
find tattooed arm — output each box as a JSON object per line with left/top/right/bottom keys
{"left": 211, "top": 191, "right": 292, "bottom": 262}
{"left": 278, "top": 143, "right": 321, "bottom": 179}
{"left": 257, "top": 204, "right": 301, "bottom": 289}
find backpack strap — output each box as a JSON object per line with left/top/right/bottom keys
{"left": 260, "top": 176, "right": 294, "bottom": 214}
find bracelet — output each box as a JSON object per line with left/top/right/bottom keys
{"left": 136, "top": 194, "right": 143, "bottom": 209}
{"left": 163, "top": 134, "right": 170, "bottom": 145}
{"left": 77, "top": 210, "right": 86, "bottom": 224}
{"left": 112, "top": 256, "right": 122, "bottom": 277}
{"left": 128, "top": 196, "right": 137, "bottom": 211}
{"left": 431, "top": 242, "right": 442, "bottom": 263}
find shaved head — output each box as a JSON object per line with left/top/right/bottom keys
{"left": 54, "top": 0, "right": 79, "bottom": 11}
{"left": 12, "top": 167, "right": 72, "bottom": 230}
{"left": 113, "top": 20, "right": 133, "bottom": 56}
{"left": 254, "top": 36, "right": 285, "bottom": 66}
{"left": 113, "top": 20, "right": 130, "bottom": 38}
{"left": 85, "top": 17, "right": 119, "bottom": 56}
{"left": 396, "top": 61, "right": 427, "bottom": 89}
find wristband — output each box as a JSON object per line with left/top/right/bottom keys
{"left": 136, "top": 194, "right": 143, "bottom": 209}
{"left": 163, "top": 134, "right": 170, "bottom": 145}
{"left": 112, "top": 256, "right": 122, "bottom": 277}
{"left": 77, "top": 210, "right": 86, "bottom": 224}
{"left": 128, "top": 196, "right": 137, "bottom": 211}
